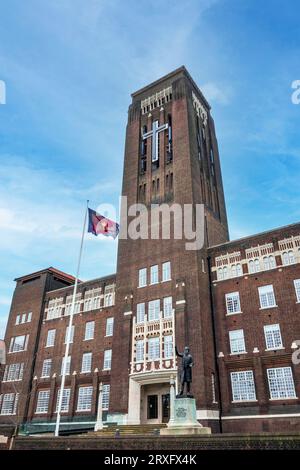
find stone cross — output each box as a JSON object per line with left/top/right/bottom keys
{"left": 142, "top": 119, "right": 168, "bottom": 162}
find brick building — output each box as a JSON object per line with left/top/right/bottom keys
{"left": 0, "top": 66, "right": 300, "bottom": 433}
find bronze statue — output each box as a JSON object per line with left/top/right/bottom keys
{"left": 175, "top": 345, "right": 194, "bottom": 397}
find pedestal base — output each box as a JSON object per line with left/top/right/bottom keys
{"left": 160, "top": 425, "right": 211, "bottom": 435}
{"left": 160, "top": 397, "right": 211, "bottom": 436}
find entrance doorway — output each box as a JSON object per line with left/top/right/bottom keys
{"left": 141, "top": 383, "right": 171, "bottom": 424}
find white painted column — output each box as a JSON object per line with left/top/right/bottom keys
{"left": 168, "top": 374, "right": 176, "bottom": 426}
{"left": 94, "top": 382, "right": 103, "bottom": 431}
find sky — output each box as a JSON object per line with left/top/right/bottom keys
{"left": 0, "top": 0, "right": 300, "bottom": 337}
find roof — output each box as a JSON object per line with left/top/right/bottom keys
{"left": 46, "top": 272, "right": 117, "bottom": 296}
{"left": 131, "top": 65, "right": 211, "bottom": 110}
{"left": 208, "top": 221, "right": 300, "bottom": 251}
{"left": 14, "top": 267, "right": 76, "bottom": 284}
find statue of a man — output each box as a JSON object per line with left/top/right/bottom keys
{"left": 175, "top": 345, "right": 194, "bottom": 397}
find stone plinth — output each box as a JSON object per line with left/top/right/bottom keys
{"left": 160, "top": 398, "right": 211, "bottom": 436}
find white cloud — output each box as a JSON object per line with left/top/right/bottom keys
{"left": 200, "top": 82, "right": 233, "bottom": 105}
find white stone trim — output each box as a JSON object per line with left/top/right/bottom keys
{"left": 176, "top": 300, "right": 186, "bottom": 305}
{"left": 222, "top": 413, "right": 300, "bottom": 420}
{"left": 196, "top": 409, "right": 220, "bottom": 420}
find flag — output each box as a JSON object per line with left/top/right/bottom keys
{"left": 88, "top": 208, "right": 119, "bottom": 239}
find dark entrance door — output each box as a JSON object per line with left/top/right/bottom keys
{"left": 162, "top": 393, "right": 170, "bottom": 423}
{"left": 147, "top": 395, "right": 158, "bottom": 419}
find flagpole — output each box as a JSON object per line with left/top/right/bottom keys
{"left": 54, "top": 200, "right": 89, "bottom": 437}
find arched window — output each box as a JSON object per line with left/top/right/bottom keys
{"left": 289, "top": 250, "right": 296, "bottom": 264}
{"left": 263, "top": 256, "right": 269, "bottom": 270}
{"left": 269, "top": 255, "right": 276, "bottom": 269}
{"left": 231, "top": 265, "right": 237, "bottom": 278}
{"left": 249, "top": 260, "right": 255, "bottom": 273}
{"left": 236, "top": 264, "right": 243, "bottom": 276}
{"left": 254, "top": 259, "right": 260, "bottom": 272}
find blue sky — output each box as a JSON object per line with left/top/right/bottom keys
{"left": 0, "top": 0, "right": 300, "bottom": 337}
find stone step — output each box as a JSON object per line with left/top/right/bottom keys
{"left": 90, "top": 423, "right": 167, "bottom": 436}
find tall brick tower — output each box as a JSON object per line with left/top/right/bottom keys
{"left": 109, "top": 66, "right": 229, "bottom": 429}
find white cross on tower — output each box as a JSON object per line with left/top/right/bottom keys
{"left": 142, "top": 120, "right": 168, "bottom": 162}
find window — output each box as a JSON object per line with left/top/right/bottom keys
{"left": 27, "top": 311, "right": 32, "bottom": 322}
{"left": 148, "top": 337, "right": 160, "bottom": 360}
{"left": 55, "top": 388, "right": 71, "bottom": 412}
{"left": 162, "top": 261, "right": 171, "bottom": 281}
{"left": 77, "top": 386, "right": 93, "bottom": 411}
{"left": 84, "top": 288, "right": 101, "bottom": 311}
{"left": 163, "top": 297, "right": 173, "bottom": 318}
{"left": 150, "top": 265, "right": 159, "bottom": 284}
{"left": 3, "top": 363, "right": 24, "bottom": 382}
{"left": 282, "top": 250, "right": 296, "bottom": 265}
{"left": 47, "top": 298, "right": 63, "bottom": 320}
{"left": 9, "top": 334, "right": 29, "bottom": 352}
{"left": 248, "top": 259, "right": 260, "bottom": 273}
{"left": 0, "top": 393, "right": 19, "bottom": 415}
{"left": 294, "top": 279, "right": 300, "bottom": 303}
{"left": 136, "top": 303, "right": 145, "bottom": 323}
{"left": 61, "top": 355, "right": 71, "bottom": 375}
{"left": 84, "top": 321, "right": 95, "bottom": 340}
{"left": 104, "top": 293, "right": 114, "bottom": 307}
{"left": 21, "top": 313, "right": 26, "bottom": 324}
{"left": 217, "top": 266, "right": 228, "bottom": 280}
{"left": 225, "top": 292, "right": 241, "bottom": 314}
{"left": 103, "top": 349, "right": 112, "bottom": 370}
{"left": 81, "top": 352, "right": 92, "bottom": 373}
{"left": 102, "top": 384, "right": 110, "bottom": 410}
{"left": 229, "top": 330, "right": 246, "bottom": 354}
{"left": 15, "top": 315, "right": 20, "bottom": 325}
{"left": 136, "top": 340, "right": 144, "bottom": 362}
{"left": 105, "top": 317, "right": 114, "bottom": 337}
{"left": 164, "top": 335, "right": 173, "bottom": 358}
{"left": 267, "top": 367, "right": 296, "bottom": 399}
{"left": 35, "top": 390, "right": 50, "bottom": 414}
{"left": 263, "top": 255, "right": 276, "bottom": 270}
{"left": 64, "top": 325, "right": 75, "bottom": 344}
{"left": 258, "top": 285, "right": 276, "bottom": 309}
{"left": 138, "top": 268, "right": 147, "bottom": 287}
{"left": 148, "top": 299, "right": 160, "bottom": 321}
{"left": 41, "top": 359, "right": 52, "bottom": 378}
{"left": 264, "top": 324, "right": 283, "bottom": 350}
{"left": 231, "top": 264, "right": 243, "bottom": 278}
{"left": 46, "top": 329, "right": 56, "bottom": 348}
{"left": 231, "top": 371, "right": 256, "bottom": 402}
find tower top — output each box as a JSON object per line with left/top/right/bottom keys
{"left": 131, "top": 65, "right": 211, "bottom": 110}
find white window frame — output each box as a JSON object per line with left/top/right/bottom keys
{"left": 164, "top": 335, "right": 173, "bottom": 359}
{"left": 35, "top": 390, "right": 50, "bottom": 414}
{"left": 148, "top": 299, "right": 160, "bottom": 321}
{"left": 136, "top": 303, "right": 145, "bottom": 323}
{"left": 0, "top": 393, "right": 19, "bottom": 415}
{"left": 138, "top": 268, "right": 147, "bottom": 288}
{"left": 84, "top": 321, "right": 95, "bottom": 341}
{"left": 9, "top": 334, "right": 29, "bottom": 353}
{"left": 105, "top": 317, "right": 114, "bottom": 337}
{"left": 41, "top": 359, "right": 52, "bottom": 378}
{"left": 264, "top": 324, "right": 283, "bottom": 350}
{"left": 81, "top": 352, "right": 92, "bottom": 373}
{"left": 162, "top": 261, "right": 171, "bottom": 282}
{"left": 163, "top": 296, "right": 173, "bottom": 318}
{"left": 136, "top": 340, "right": 144, "bottom": 362}
{"left": 225, "top": 292, "right": 241, "bottom": 315}
{"left": 231, "top": 370, "right": 256, "bottom": 402}
{"left": 294, "top": 279, "right": 300, "bottom": 303}
{"left": 102, "top": 384, "right": 110, "bottom": 410}
{"left": 148, "top": 337, "right": 160, "bottom": 360}
{"left": 46, "top": 329, "right": 56, "bottom": 348}
{"left": 3, "top": 363, "right": 24, "bottom": 382}
{"left": 55, "top": 388, "right": 71, "bottom": 413}
{"left": 258, "top": 285, "right": 277, "bottom": 309}
{"left": 64, "top": 325, "right": 75, "bottom": 344}
{"left": 267, "top": 367, "right": 296, "bottom": 400}
{"left": 229, "top": 329, "right": 246, "bottom": 354}
{"left": 77, "top": 386, "right": 93, "bottom": 412}
{"left": 61, "top": 355, "right": 71, "bottom": 375}
{"left": 150, "top": 265, "right": 159, "bottom": 285}
{"left": 103, "top": 349, "right": 112, "bottom": 370}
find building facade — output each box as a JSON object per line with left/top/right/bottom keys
{"left": 1, "top": 67, "right": 300, "bottom": 433}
